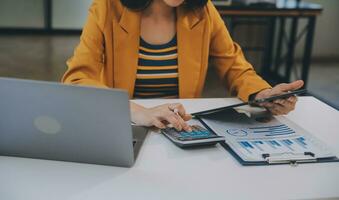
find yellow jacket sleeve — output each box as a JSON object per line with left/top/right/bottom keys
{"left": 61, "top": 0, "right": 108, "bottom": 89}
{"left": 207, "top": 2, "right": 271, "bottom": 102}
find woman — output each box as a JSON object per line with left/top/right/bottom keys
{"left": 62, "top": 0, "right": 303, "bottom": 132}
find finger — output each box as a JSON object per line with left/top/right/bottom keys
{"left": 275, "top": 80, "right": 304, "bottom": 92}
{"left": 168, "top": 103, "right": 182, "bottom": 112}
{"left": 170, "top": 103, "right": 188, "bottom": 118}
{"left": 182, "top": 114, "right": 192, "bottom": 121}
{"left": 274, "top": 99, "right": 288, "bottom": 105}
{"left": 152, "top": 119, "right": 166, "bottom": 129}
{"left": 161, "top": 120, "right": 170, "bottom": 126}
{"left": 279, "top": 104, "right": 295, "bottom": 113}
{"left": 260, "top": 102, "right": 276, "bottom": 109}
{"left": 267, "top": 107, "right": 278, "bottom": 115}
{"left": 174, "top": 114, "right": 192, "bottom": 132}
{"left": 268, "top": 107, "right": 280, "bottom": 115}
{"left": 269, "top": 103, "right": 289, "bottom": 115}
{"left": 167, "top": 104, "right": 191, "bottom": 130}
{"left": 267, "top": 104, "right": 286, "bottom": 115}
{"left": 274, "top": 99, "right": 295, "bottom": 110}
{"left": 287, "top": 96, "right": 298, "bottom": 103}
{"left": 165, "top": 114, "right": 182, "bottom": 131}
{"left": 262, "top": 102, "right": 289, "bottom": 115}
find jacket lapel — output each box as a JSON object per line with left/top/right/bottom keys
{"left": 113, "top": 6, "right": 205, "bottom": 99}
{"left": 177, "top": 7, "right": 205, "bottom": 98}
{"left": 113, "top": 7, "right": 141, "bottom": 98}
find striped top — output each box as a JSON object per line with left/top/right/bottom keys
{"left": 133, "top": 35, "right": 179, "bottom": 99}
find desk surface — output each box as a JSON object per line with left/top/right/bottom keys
{"left": 1, "top": 97, "right": 338, "bottom": 200}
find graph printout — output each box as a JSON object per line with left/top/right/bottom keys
{"left": 201, "top": 109, "right": 335, "bottom": 162}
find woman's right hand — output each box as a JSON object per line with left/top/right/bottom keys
{"left": 131, "top": 102, "right": 192, "bottom": 132}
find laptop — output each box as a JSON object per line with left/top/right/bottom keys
{"left": 0, "top": 78, "right": 148, "bottom": 167}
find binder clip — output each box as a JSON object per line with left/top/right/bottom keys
{"left": 262, "top": 152, "right": 316, "bottom": 166}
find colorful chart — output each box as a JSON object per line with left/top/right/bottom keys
{"left": 249, "top": 124, "right": 295, "bottom": 136}
{"left": 238, "top": 137, "right": 309, "bottom": 154}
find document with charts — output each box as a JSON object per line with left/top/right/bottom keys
{"left": 199, "top": 108, "right": 337, "bottom": 164}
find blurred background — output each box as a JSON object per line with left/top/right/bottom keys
{"left": 0, "top": 0, "right": 338, "bottom": 108}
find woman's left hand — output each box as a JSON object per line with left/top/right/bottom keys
{"left": 255, "top": 80, "right": 304, "bottom": 115}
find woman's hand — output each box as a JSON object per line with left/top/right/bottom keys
{"left": 131, "top": 102, "right": 192, "bottom": 132}
{"left": 255, "top": 80, "right": 304, "bottom": 115}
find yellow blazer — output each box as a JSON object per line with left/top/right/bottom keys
{"left": 62, "top": 0, "right": 271, "bottom": 101}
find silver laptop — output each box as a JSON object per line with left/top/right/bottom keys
{"left": 0, "top": 78, "right": 148, "bottom": 167}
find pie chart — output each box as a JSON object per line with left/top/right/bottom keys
{"left": 226, "top": 129, "right": 248, "bottom": 137}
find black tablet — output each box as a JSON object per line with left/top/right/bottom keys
{"left": 191, "top": 89, "right": 307, "bottom": 116}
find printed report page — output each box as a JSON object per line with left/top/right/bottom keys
{"left": 201, "top": 108, "right": 335, "bottom": 162}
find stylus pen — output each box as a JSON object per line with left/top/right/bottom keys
{"left": 173, "top": 108, "right": 180, "bottom": 116}
{"left": 173, "top": 108, "right": 193, "bottom": 132}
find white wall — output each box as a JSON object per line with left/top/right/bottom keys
{"left": 0, "top": 0, "right": 45, "bottom": 28}
{"left": 301, "top": 0, "right": 339, "bottom": 58}
{"left": 52, "top": 0, "right": 92, "bottom": 29}
{"left": 0, "top": 0, "right": 92, "bottom": 29}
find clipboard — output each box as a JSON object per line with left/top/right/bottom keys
{"left": 219, "top": 141, "right": 339, "bottom": 166}
{"left": 194, "top": 109, "right": 339, "bottom": 166}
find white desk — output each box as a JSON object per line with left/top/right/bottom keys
{"left": 1, "top": 97, "right": 338, "bottom": 200}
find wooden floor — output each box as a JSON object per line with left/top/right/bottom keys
{"left": 0, "top": 35, "right": 77, "bottom": 82}
{"left": 0, "top": 35, "right": 338, "bottom": 107}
